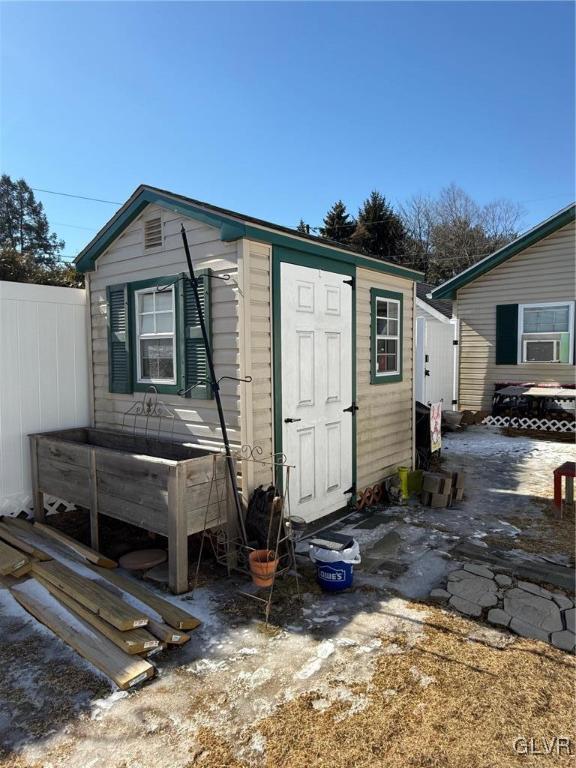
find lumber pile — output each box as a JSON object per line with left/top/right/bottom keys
{"left": 421, "top": 471, "right": 465, "bottom": 508}
{"left": 1, "top": 516, "right": 201, "bottom": 690}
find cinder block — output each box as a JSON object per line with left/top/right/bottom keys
{"left": 452, "top": 471, "right": 466, "bottom": 490}
{"left": 421, "top": 491, "right": 432, "bottom": 505}
{"left": 430, "top": 492, "right": 451, "bottom": 508}
{"left": 422, "top": 473, "right": 443, "bottom": 494}
{"left": 453, "top": 487, "right": 465, "bottom": 502}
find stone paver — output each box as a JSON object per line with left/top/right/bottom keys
{"left": 553, "top": 594, "right": 573, "bottom": 611}
{"left": 449, "top": 595, "right": 482, "bottom": 617}
{"left": 487, "top": 608, "right": 511, "bottom": 628}
{"left": 503, "top": 588, "right": 563, "bottom": 633}
{"left": 550, "top": 630, "right": 576, "bottom": 652}
{"left": 447, "top": 576, "right": 498, "bottom": 607}
{"left": 448, "top": 569, "right": 492, "bottom": 583}
{"left": 429, "top": 588, "right": 450, "bottom": 603}
{"left": 565, "top": 608, "right": 575, "bottom": 634}
{"left": 463, "top": 563, "right": 494, "bottom": 579}
{"left": 495, "top": 574, "right": 512, "bottom": 587}
{"left": 509, "top": 617, "right": 550, "bottom": 643}
{"left": 517, "top": 581, "right": 553, "bottom": 600}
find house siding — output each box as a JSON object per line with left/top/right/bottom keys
{"left": 87, "top": 204, "right": 241, "bottom": 451}
{"left": 455, "top": 219, "right": 576, "bottom": 411}
{"left": 356, "top": 268, "right": 414, "bottom": 489}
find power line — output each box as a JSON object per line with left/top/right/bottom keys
{"left": 32, "top": 187, "right": 122, "bottom": 206}
{"left": 53, "top": 221, "right": 98, "bottom": 231}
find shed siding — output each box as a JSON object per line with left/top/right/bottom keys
{"left": 356, "top": 268, "right": 414, "bottom": 489}
{"left": 87, "top": 204, "right": 241, "bottom": 450}
{"left": 456, "top": 219, "right": 576, "bottom": 411}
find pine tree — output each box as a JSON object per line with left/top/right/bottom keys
{"left": 350, "top": 190, "right": 406, "bottom": 260}
{"left": 319, "top": 200, "right": 356, "bottom": 244}
{"left": 296, "top": 218, "right": 310, "bottom": 235}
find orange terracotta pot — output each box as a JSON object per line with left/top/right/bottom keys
{"left": 248, "top": 549, "right": 279, "bottom": 588}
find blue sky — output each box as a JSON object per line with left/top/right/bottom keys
{"left": 1, "top": 1, "right": 574, "bottom": 259}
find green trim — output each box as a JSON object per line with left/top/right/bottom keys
{"left": 431, "top": 204, "right": 576, "bottom": 299}
{"left": 128, "top": 275, "right": 183, "bottom": 395}
{"left": 495, "top": 303, "right": 518, "bottom": 366}
{"left": 76, "top": 187, "right": 424, "bottom": 283}
{"left": 272, "top": 247, "right": 356, "bottom": 493}
{"left": 370, "top": 288, "right": 404, "bottom": 385}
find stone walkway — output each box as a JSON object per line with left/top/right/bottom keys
{"left": 431, "top": 563, "right": 575, "bottom": 652}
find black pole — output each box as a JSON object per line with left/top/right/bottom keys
{"left": 180, "top": 225, "right": 247, "bottom": 545}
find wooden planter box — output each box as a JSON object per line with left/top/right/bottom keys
{"left": 29, "top": 428, "right": 233, "bottom": 593}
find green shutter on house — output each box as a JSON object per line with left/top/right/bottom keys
{"left": 180, "top": 270, "right": 213, "bottom": 399}
{"left": 495, "top": 304, "right": 519, "bottom": 365}
{"left": 107, "top": 283, "right": 133, "bottom": 393}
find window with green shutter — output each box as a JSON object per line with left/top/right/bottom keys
{"left": 370, "top": 288, "right": 403, "bottom": 384}
{"left": 106, "top": 272, "right": 213, "bottom": 398}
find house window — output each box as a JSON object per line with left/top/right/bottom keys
{"left": 519, "top": 302, "right": 573, "bottom": 364}
{"left": 370, "top": 288, "right": 403, "bottom": 384}
{"left": 135, "top": 287, "right": 176, "bottom": 383}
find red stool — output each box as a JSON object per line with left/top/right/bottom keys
{"left": 553, "top": 461, "right": 575, "bottom": 516}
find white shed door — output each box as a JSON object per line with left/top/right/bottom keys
{"left": 280, "top": 262, "right": 353, "bottom": 522}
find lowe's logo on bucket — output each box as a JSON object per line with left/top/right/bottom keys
{"left": 318, "top": 565, "right": 346, "bottom": 582}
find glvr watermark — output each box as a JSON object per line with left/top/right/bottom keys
{"left": 513, "top": 737, "right": 573, "bottom": 756}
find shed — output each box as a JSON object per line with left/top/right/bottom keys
{"left": 415, "top": 282, "right": 457, "bottom": 410}
{"left": 76, "top": 185, "right": 422, "bottom": 524}
{"left": 431, "top": 203, "right": 576, "bottom": 413}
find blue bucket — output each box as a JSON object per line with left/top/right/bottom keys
{"left": 314, "top": 559, "right": 354, "bottom": 591}
{"left": 309, "top": 540, "right": 361, "bottom": 592}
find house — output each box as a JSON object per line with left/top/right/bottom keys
{"left": 431, "top": 203, "right": 576, "bottom": 412}
{"left": 76, "top": 185, "right": 423, "bottom": 524}
{"left": 415, "top": 282, "right": 457, "bottom": 409}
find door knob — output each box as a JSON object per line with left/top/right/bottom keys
{"left": 284, "top": 418, "right": 302, "bottom": 423}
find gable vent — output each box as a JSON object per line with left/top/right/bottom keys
{"left": 144, "top": 217, "right": 163, "bottom": 249}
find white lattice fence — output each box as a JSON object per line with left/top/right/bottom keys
{"left": 483, "top": 415, "right": 576, "bottom": 432}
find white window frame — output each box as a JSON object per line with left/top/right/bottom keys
{"left": 135, "top": 287, "right": 177, "bottom": 384}
{"left": 375, "top": 297, "right": 401, "bottom": 377}
{"left": 517, "top": 301, "right": 574, "bottom": 365}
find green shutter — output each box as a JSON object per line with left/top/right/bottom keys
{"left": 180, "top": 270, "right": 213, "bottom": 399}
{"left": 107, "top": 283, "right": 133, "bottom": 393}
{"left": 495, "top": 304, "right": 518, "bottom": 365}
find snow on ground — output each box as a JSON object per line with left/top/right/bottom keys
{"left": 0, "top": 425, "right": 573, "bottom": 767}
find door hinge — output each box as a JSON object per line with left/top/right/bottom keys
{"left": 425, "top": 369, "right": 430, "bottom": 377}
{"left": 344, "top": 483, "right": 356, "bottom": 495}
{"left": 452, "top": 339, "right": 459, "bottom": 346}
{"left": 425, "top": 354, "right": 429, "bottom": 363}
{"left": 343, "top": 277, "right": 355, "bottom": 288}
{"left": 452, "top": 399, "right": 458, "bottom": 405}
{"left": 343, "top": 402, "right": 359, "bottom": 414}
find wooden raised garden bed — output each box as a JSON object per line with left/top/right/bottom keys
{"left": 29, "top": 428, "right": 232, "bottom": 593}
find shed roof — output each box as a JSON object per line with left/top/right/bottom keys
{"left": 430, "top": 202, "right": 576, "bottom": 300}
{"left": 76, "top": 184, "right": 424, "bottom": 282}
{"left": 416, "top": 282, "right": 452, "bottom": 318}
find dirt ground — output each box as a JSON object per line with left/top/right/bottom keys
{"left": 1, "top": 427, "right": 574, "bottom": 768}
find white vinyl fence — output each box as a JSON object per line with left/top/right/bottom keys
{"left": 0, "top": 281, "right": 89, "bottom": 515}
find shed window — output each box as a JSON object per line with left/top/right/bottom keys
{"left": 519, "top": 302, "right": 573, "bottom": 364}
{"left": 135, "top": 287, "right": 176, "bottom": 383}
{"left": 370, "top": 288, "right": 403, "bottom": 384}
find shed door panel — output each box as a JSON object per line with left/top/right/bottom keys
{"left": 280, "top": 263, "right": 353, "bottom": 522}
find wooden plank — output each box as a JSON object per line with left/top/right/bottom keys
{"left": 10, "top": 585, "right": 154, "bottom": 690}
{"left": 33, "top": 522, "right": 117, "bottom": 569}
{"left": 98, "top": 493, "right": 168, "bottom": 536}
{"left": 88, "top": 565, "right": 200, "bottom": 630}
{"left": 167, "top": 464, "right": 188, "bottom": 594}
{"left": 0, "top": 539, "right": 29, "bottom": 575}
{"left": 37, "top": 438, "right": 91, "bottom": 469}
{"left": 32, "top": 561, "right": 148, "bottom": 631}
{"left": 95, "top": 449, "right": 171, "bottom": 484}
{"left": 89, "top": 448, "right": 99, "bottom": 552}
{"left": 0, "top": 522, "right": 52, "bottom": 561}
{"left": 37, "top": 456, "right": 91, "bottom": 507}
{"left": 140, "top": 641, "right": 167, "bottom": 658}
{"left": 35, "top": 575, "right": 160, "bottom": 655}
{"left": 11, "top": 561, "right": 32, "bottom": 578}
{"left": 96, "top": 471, "right": 168, "bottom": 513}
{"left": 146, "top": 618, "right": 190, "bottom": 645}
{"left": 29, "top": 436, "right": 44, "bottom": 523}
